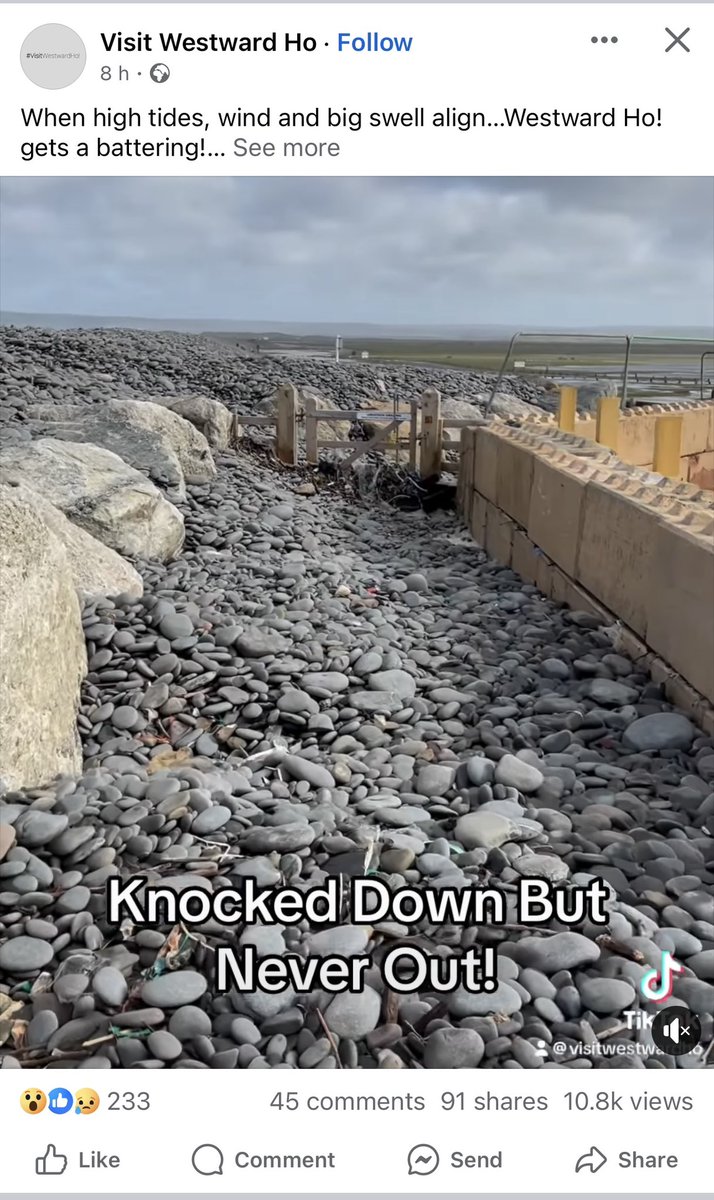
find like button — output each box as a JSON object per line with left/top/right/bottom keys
{"left": 36, "top": 1144, "right": 68, "bottom": 1175}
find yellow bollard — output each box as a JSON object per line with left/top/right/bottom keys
{"left": 557, "top": 386, "right": 577, "bottom": 432}
{"left": 596, "top": 395, "right": 620, "bottom": 452}
{"left": 653, "top": 414, "right": 683, "bottom": 478}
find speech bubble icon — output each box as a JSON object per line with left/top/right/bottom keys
{"left": 192, "top": 1144, "right": 224, "bottom": 1176}
{"left": 407, "top": 1144, "right": 440, "bottom": 1176}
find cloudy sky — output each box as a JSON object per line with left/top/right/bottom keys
{"left": 1, "top": 177, "right": 712, "bottom": 326}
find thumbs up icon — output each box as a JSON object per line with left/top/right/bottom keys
{"left": 35, "top": 1144, "right": 68, "bottom": 1175}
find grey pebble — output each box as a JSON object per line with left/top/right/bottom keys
{"left": 579, "top": 978, "right": 636, "bottom": 1014}
{"left": 0, "top": 937, "right": 54, "bottom": 973}
{"left": 424, "top": 1027, "right": 485, "bottom": 1068}
{"left": 92, "top": 966, "right": 129, "bottom": 1008}
{"left": 168, "top": 1006, "right": 213, "bottom": 1040}
{"left": 1, "top": 328, "right": 711, "bottom": 1078}
{"left": 141, "top": 971, "right": 208, "bottom": 1007}
{"left": 324, "top": 987, "right": 381, "bottom": 1038}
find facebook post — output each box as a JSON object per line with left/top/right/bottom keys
{"left": 0, "top": 2, "right": 712, "bottom": 1196}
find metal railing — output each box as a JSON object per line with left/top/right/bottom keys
{"left": 485, "top": 331, "right": 714, "bottom": 413}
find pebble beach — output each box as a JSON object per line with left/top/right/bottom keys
{"left": 1, "top": 327, "right": 712, "bottom": 1071}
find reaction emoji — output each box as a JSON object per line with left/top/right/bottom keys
{"left": 74, "top": 1088, "right": 100, "bottom": 1115}
{"left": 20, "top": 1089, "right": 47, "bottom": 1114}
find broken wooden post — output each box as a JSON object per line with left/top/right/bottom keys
{"left": 231, "top": 413, "right": 244, "bottom": 447}
{"left": 408, "top": 398, "right": 418, "bottom": 471}
{"left": 303, "top": 393, "right": 318, "bottom": 465}
{"left": 276, "top": 384, "right": 298, "bottom": 466}
{"left": 420, "top": 388, "right": 442, "bottom": 477}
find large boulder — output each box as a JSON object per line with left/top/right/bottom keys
{"left": 486, "top": 392, "right": 539, "bottom": 421}
{"left": 439, "top": 397, "right": 485, "bottom": 445}
{"left": 0, "top": 488, "right": 87, "bottom": 790}
{"left": 299, "top": 387, "right": 352, "bottom": 439}
{"left": 0, "top": 439, "right": 185, "bottom": 563}
{"left": 115, "top": 400, "right": 217, "bottom": 483}
{"left": 167, "top": 396, "right": 234, "bottom": 450}
{"left": 26, "top": 399, "right": 216, "bottom": 498}
{"left": 3, "top": 483, "right": 143, "bottom": 601}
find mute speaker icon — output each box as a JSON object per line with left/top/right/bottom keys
{"left": 663, "top": 1015, "right": 684, "bottom": 1044}
{"left": 652, "top": 1006, "right": 701, "bottom": 1056}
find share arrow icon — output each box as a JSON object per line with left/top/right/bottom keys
{"left": 575, "top": 1146, "right": 608, "bottom": 1174}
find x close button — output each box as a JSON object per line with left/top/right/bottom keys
{"left": 665, "top": 26, "right": 691, "bottom": 52}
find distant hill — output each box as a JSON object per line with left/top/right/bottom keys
{"left": 1, "top": 312, "right": 711, "bottom": 342}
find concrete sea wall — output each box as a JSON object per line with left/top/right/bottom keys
{"left": 457, "top": 420, "right": 714, "bottom": 725}
{"left": 530, "top": 399, "right": 714, "bottom": 490}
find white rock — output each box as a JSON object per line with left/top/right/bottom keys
{"left": 489, "top": 392, "right": 538, "bottom": 420}
{"left": 494, "top": 753, "right": 544, "bottom": 793}
{"left": 27, "top": 399, "right": 215, "bottom": 496}
{"left": 239, "top": 924, "right": 286, "bottom": 955}
{"left": 514, "top": 854, "right": 570, "bottom": 882}
{"left": 301, "top": 671, "right": 350, "bottom": 693}
{"left": 308, "top": 926, "right": 371, "bottom": 956}
{"left": 439, "top": 397, "right": 484, "bottom": 443}
{"left": 123, "top": 400, "right": 216, "bottom": 482}
{"left": 7, "top": 483, "right": 142, "bottom": 600}
{"left": 0, "top": 487, "right": 87, "bottom": 789}
{"left": 480, "top": 800, "right": 525, "bottom": 819}
{"left": 455, "top": 811, "right": 520, "bottom": 850}
{"left": 368, "top": 669, "right": 417, "bottom": 699}
{"left": 0, "top": 439, "right": 185, "bottom": 562}
{"left": 168, "top": 395, "right": 234, "bottom": 449}
{"left": 349, "top": 690, "right": 404, "bottom": 714}
{"left": 324, "top": 986, "right": 381, "bottom": 1038}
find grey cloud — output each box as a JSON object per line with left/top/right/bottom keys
{"left": 0, "top": 176, "right": 712, "bottom": 325}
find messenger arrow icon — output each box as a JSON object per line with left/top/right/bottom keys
{"left": 575, "top": 1146, "right": 607, "bottom": 1174}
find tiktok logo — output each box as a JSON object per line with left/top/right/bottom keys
{"left": 639, "top": 950, "right": 685, "bottom": 1003}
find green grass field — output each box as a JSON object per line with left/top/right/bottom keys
{"left": 221, "top": 331, "right": 712, "bottom": 376}
{"left": 341, "top": 337, "right": 713, "bottom": 374}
